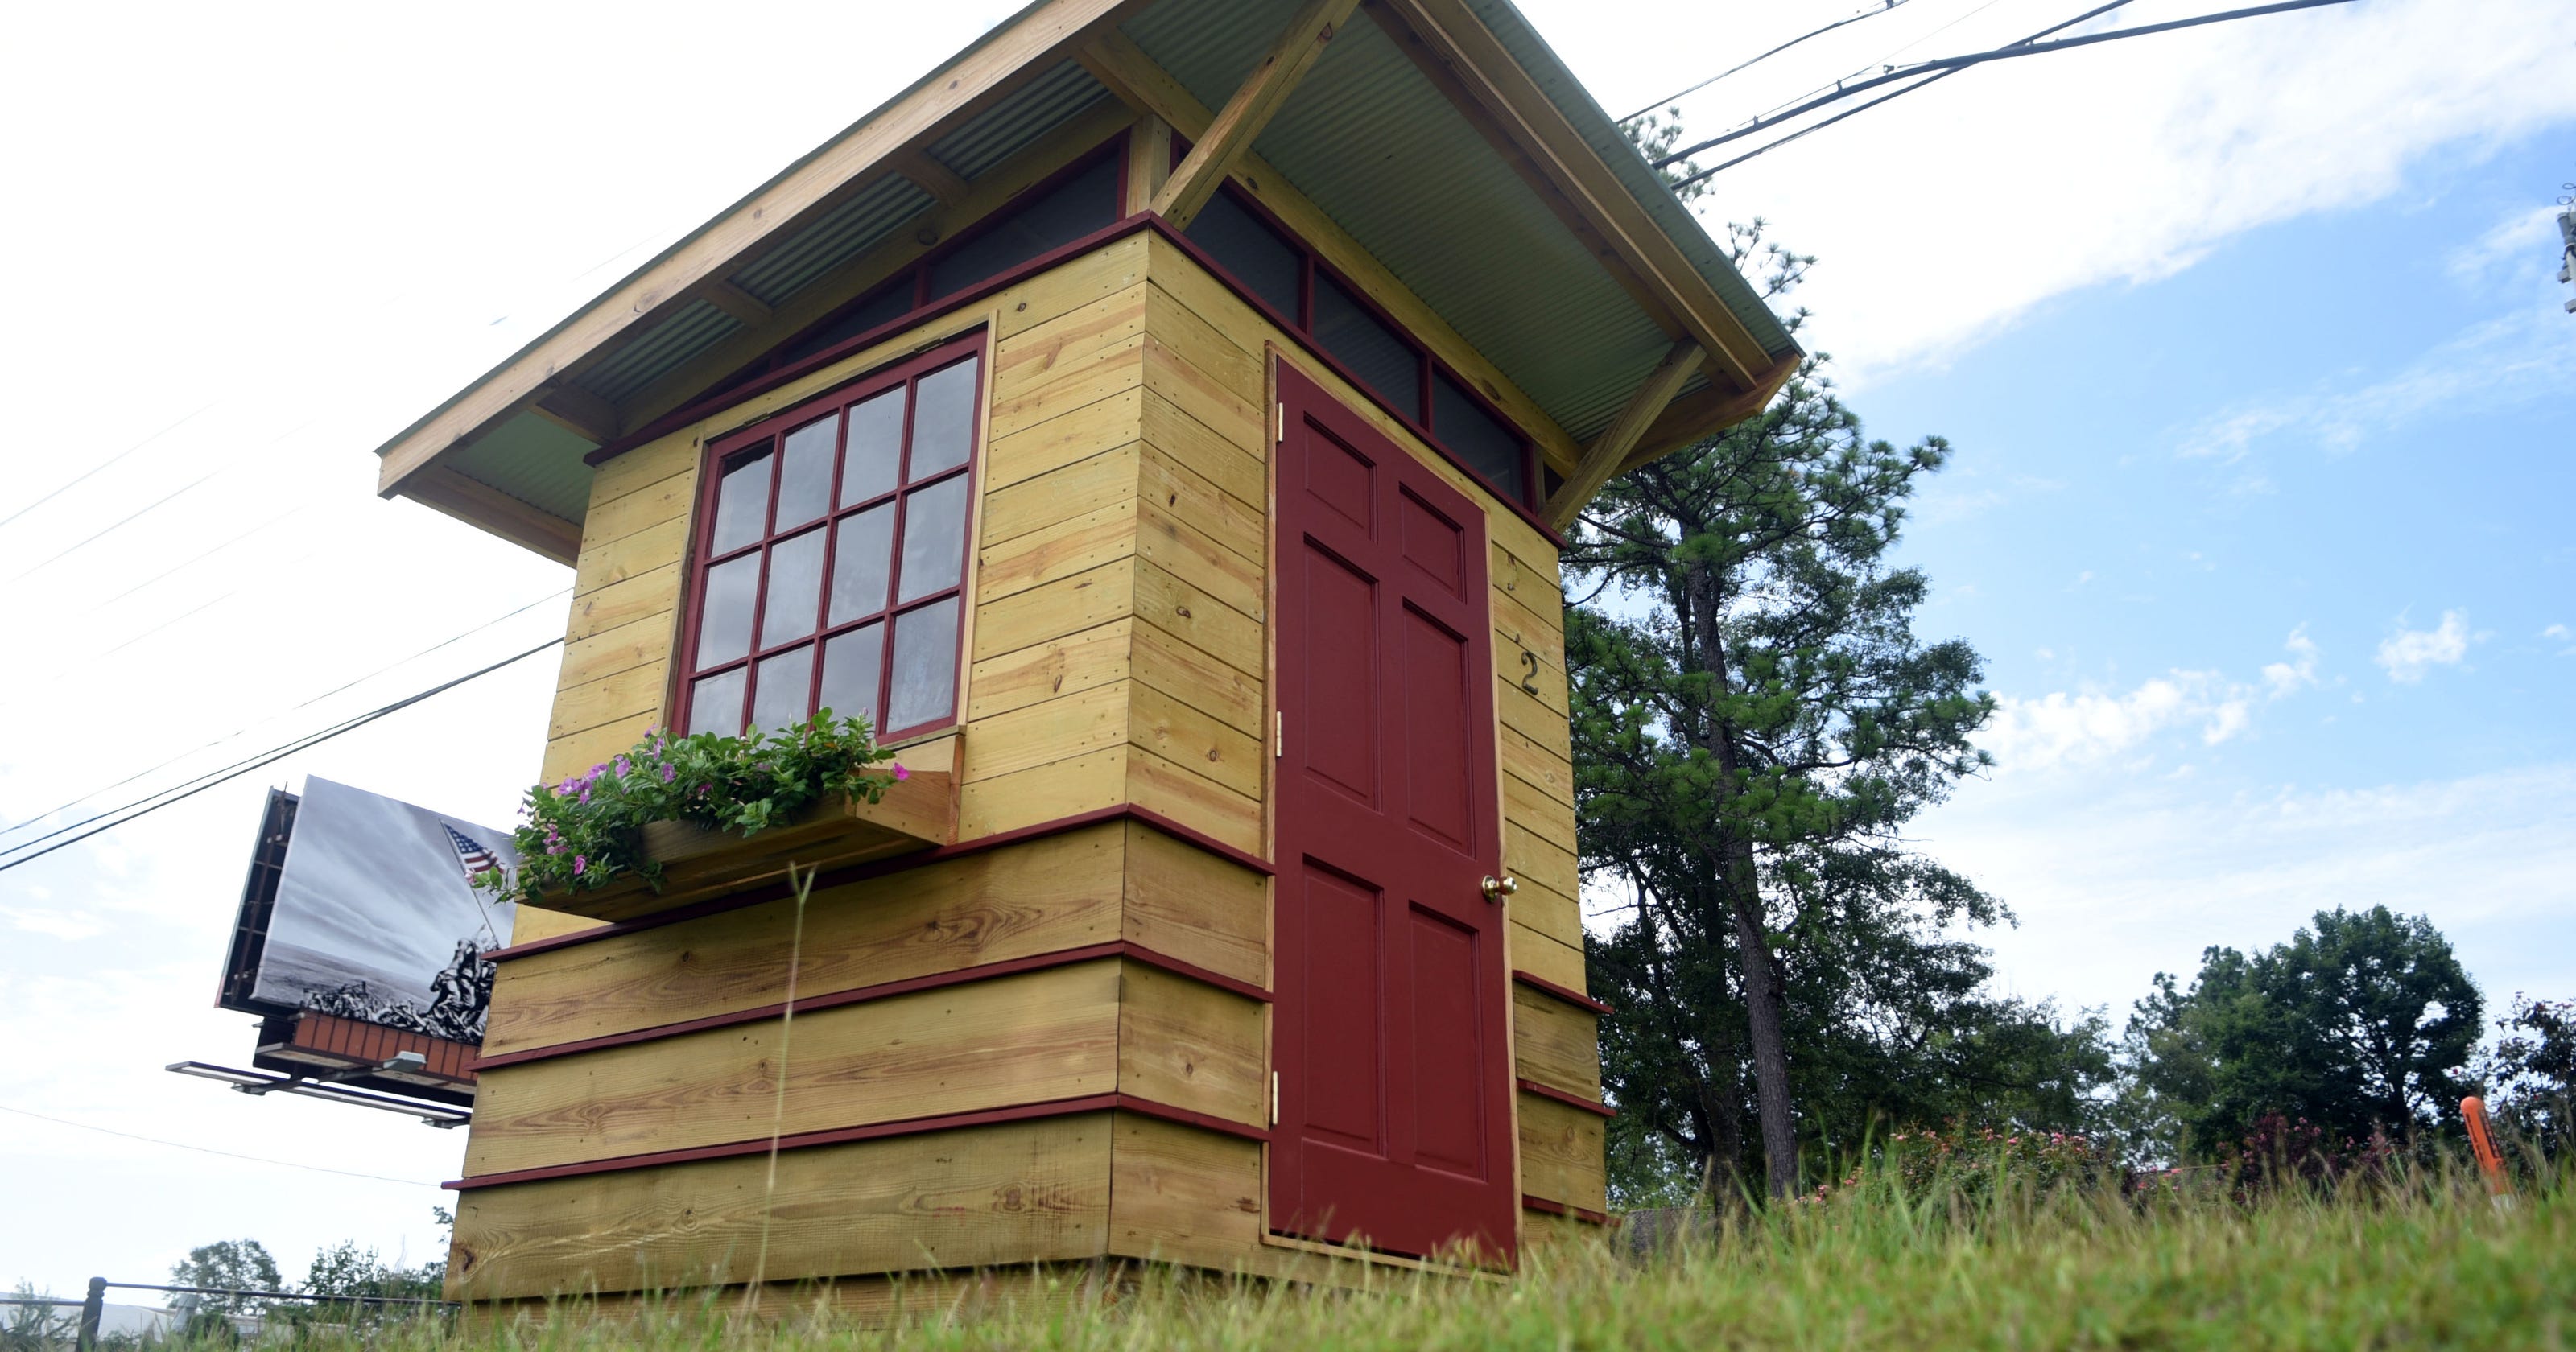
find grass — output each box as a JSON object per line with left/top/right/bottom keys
{"left": 168, "top": 1157, "right": 2576, "bottom": 1351}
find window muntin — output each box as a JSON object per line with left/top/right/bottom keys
{"left": 1182, "top": 183, "right": 1536, "bottom": 511}
{"left": 681, "top": 340, "right": 985, "bottom": 743}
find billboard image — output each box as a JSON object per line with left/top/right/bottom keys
{"left": 220, "top": 777, "right": 519, "bottom": 1042}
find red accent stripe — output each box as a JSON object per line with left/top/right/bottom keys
{"left": 490, "top": 804, "right": 1273, "bottom": 964}
{"left": 1521, "top": 1195, "right": 1615, "bottom": 1226}
{"left": 444, "top": 1093, "right": 1266, "bottom": 1190}
{"left": 1513, "top": 970, "right": 1612, "bottom": 1015}
{"left": 474, "top": 939, "right": 1270, "bottom": 1070}
{"left": 1517, "top": 1078, "right": 1616, "bottom": 1118}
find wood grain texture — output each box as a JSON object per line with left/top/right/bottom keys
{"left": 555, "top": 614, "right": 675, "bottom": 695}
{"left": 464, "top": 959, "right": 1125, "bottom": 1177}
{"left": 581, "top": 470, "right": 694, "bottom": 555}
{"left": 985, "top": 387, "right": 1146, "bottom": 492}
{"left": 1510, "top": 983, "right": 1603, "bottom": 1100}
{"left": 967, "top": 617, "right": 1134, "bottom": 721}
{"left": 542, "top": 711, "right": 660, "bottom": 785}
{"left": 1504, "top": 820, "right": 1578, "bottom": 901}
{"left": 1130, "top": 613, "right": 1262, "bottom": 733}
{"left": 1125, "top": 745, "right": 1261, "bottom": 853}
{"left": 960, "top": 681, "right": 1132, "bottom": 783}
{"left": 980, "top": 439, "right": 1142, "bottom": 549}
{"left": 482, "top": 824, "right": 1129, "bottom": 1057}
{"left": 958, "top": 745, "right": 1130, "bottom": 840}
{"left": 1106, "top": 1113, "right": 1264, "bottom": 1268}
{"left": 973, "top": 559, "right": 1138, "bottom": 663}
{"left": 1499, "top": 723, "right": 1573, "bottom": 809}
{"left": 1127, "top": 680, "right": 1263, "bottom": 798}
{"left": 547, "top": 661, "right": 669, "bottom": 741}
{"left": 1516, "top": 1091, "right": 1608, "bottom": 1212}
{"left": 1139, "top": 385, "right": 1264, "bottom": 509}
{"left": 1116, "top": 962, "right": 1267, "bottom": 1126}
{"left": 1509, "top": 920, "right": 1586, "bottom": 995}
{"left": 448, "top": 1115, "right": 1114, "bottom": 1300}
{"left": 1120, "top": 821, "right": 1268, "bottom": 987}
{"left": 1509, "top": 876, "right": 1583, "bottom": 952}
{"left": 567, "top": 564, "right": 683, "bottom": 645}
{"left": 1501, "top": 767, "right": 1575, "bottom": 853}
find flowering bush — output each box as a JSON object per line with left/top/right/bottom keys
{"left": 2209, "top": 1112, "right": 2398, "bottom": 1199}
{"left": 473, "top": 714, "right": 903, "bottom": 906}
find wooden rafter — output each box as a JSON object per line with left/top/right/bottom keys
{"left": 399, "top": 466, "right": 581, "bottom": 566}
{"left": 893, "top": 148, "right": 973, "bottom": 207}
{"left": 1371, "top": 0, "right": 1777, "bottom": 394}
{"left": 1151, "top": 0, "right": 1360, "bottom": 230}
{"left": 531, "top": 384, "right": 621, "bottom": 445}
{"left": 698, "top": 279, "right": 774, "bottom": 328}
{"left": 1542, "top": 340, "right": 1699, "bottom": 530}
{"left": 371, "top": 0, "right": 1155, "bottom": 498}
{"left": 1612, "top": 352, "right": 1800, "bottom": 476}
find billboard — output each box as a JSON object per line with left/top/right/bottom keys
{"left": 217, "top": 777, "right": 519, "bottom": 1042}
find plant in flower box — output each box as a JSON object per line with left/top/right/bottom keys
{"left": 473, "top": 711, "right": 910, "bottom": 909}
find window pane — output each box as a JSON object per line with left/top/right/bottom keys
{"left": 887, "top": 598, "right": 961, "bottom": 732}
{"left": 776, "top": 416, "right": 837, "bottom": 529}
{"left": 828, "top": 505, "right": 895, "bottom": 624}
{"left": 750, "top": 645, "right": 815, "bottom": 733}
{"left": 841, "top": 389, "right": 903, "bottom": 505}
{"left": 818, "top": 623, "right": 885, "bottom": 730}
{"left": 908, "top": 358, "right": 980, "bottom": 478}
{"left": 924, "top": 153, "right": 1118, "bottom": 299}
{"left": 696, "top": 553, "right": 760, "bottom": 666}
{"left": 709, "top": 446, "right": 773, "bottom": 554}
{"left": 1433, "top": 369, "right": 1527, "bottom": 502}
{"left": 1185, "top": 191, "right": 1302, "bottom": 319}
{"left": 688, "top": 668, "right": 746, "bottom": 736}
{"left": 896, "top": 476, "right": 968, "bottom": 604}
{"left": 1313, "top": 274, "right": 1421, "bottom": 414}
{"left": 760, "top": 527, "right": 827, "bottom": 647}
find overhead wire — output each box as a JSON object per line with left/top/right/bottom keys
{"left": 0, "top": 1102, "right": 439, "bottom": 1187}
{"left": 0, "top": 637, "right": 564, "bottom": 875}
{"left": 1, "top": 587, "right": 571, "bottom": 843}
{"left": 1617, "top": 0, "right": 1917, "bottom": 123}
{"left": 0, "top": 404, "right": 213, "bottom": 532}
{"left": 1661, "top": 0, "right": 2363, "bottom": 187}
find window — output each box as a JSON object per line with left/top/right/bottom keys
{"left": 1183, "top": 183, "right": 1535, "bottom": 511}
{"left": 680, "top": 337, "right": 984, "bottom": 743}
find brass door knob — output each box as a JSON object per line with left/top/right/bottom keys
{"left": 1480, "top": 875, "right": 1518, "bottom": 901}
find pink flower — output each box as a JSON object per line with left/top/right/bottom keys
{"left": 660, "top": 762, "right": 677, "bottom": 784}
{"left": 892, "top": 763, "right": 910, "bottom": 781}
{"left": 572, "top": 855, "right": 587, "bottom": 876}
{"left": 615, "top": 756, "right": 633, "bottom": 779}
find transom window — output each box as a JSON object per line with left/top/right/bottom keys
{"left": 679, "top": 336, "right": 984, "bottom": 743}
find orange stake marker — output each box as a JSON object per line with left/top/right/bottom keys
{"left": 2462, "top": 1095, "right": 2513, "bottom": 1210}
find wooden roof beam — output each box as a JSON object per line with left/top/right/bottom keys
{"left": 1371, "top": 0, "right": 1779, "bottom": 394}
{"left": 530, "top": 383, "right": 622, "bottom": 445}
{"left": 372, "top": 0, "right": 1155, "bottom": 499}
{"left": 1612, "top": 352, "right": 1802, "bottom": 478}
{"left": 892, "top": 148, "right": 973, "bottom": 207}
{"left": 398, "top": 466, "right": 581, "bottom": 566}
{"left": 1153, "top": 0, "right": 1361, "bottom": 230}
{"left": 1542, "top": 340, "right": 1699, "bottom": 530}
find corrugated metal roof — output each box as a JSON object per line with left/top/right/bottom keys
{"left": 924, "top": 60, "right": 1115, "bottom": 180}
{"left": 570, "top": 299, "right": 741, "bottom": 406}
{"left": 729, "top": 174, "right": 935, "bottom": 307}
{"left": 445, "top": 416, "right": 596, "bottom": 522}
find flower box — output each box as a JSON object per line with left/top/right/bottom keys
{"left": 533, "top": 769, "right": 953, "bottom": 924}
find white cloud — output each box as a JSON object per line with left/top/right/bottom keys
{"left": 2446, "top": 203, "right": 2569, "bottom": 287}
{"left": 2376, "top": 610, "right": 2473, "bottom": 682}
{"left": 2261, "top": 627, "right": 2321, "bottom": 699}
{"left": 2547, "top": 624, "right": 2573, "bottom": 641}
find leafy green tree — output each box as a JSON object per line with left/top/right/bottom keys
{"left": 288, "top": 1243, "right": 443, "bottom": 1330}
{"left": 169, "top": 1240, "right": 280, "bottom": 1313}
{"left": 1564, "top": 221, "right": 2094, "bottom": 1198}
{"left": 2121, "top": 905, "right": 2483, "bottom": 1157}
{"left": 2475, "top": 993, "right": 2572, "bottom": 1150}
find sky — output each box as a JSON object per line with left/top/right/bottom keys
{"left": 2, "top": 0, "right": 2570, "bottom": 1296}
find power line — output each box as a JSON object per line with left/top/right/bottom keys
{"left": 1661, "top": 0, "right": 2365, "bottom": 186}
{"left": 0, "top": 637, "right": 562, "bottom": 875}
{"left": 2, "top": 467, "right": 227, "bottom": 586}
{"left": 0, "top": 1102, "right": 438, "bottom": 1187}
{"left": 2, "top": 587, "right": 570, "bottom": 844}
{"left": 0, "top": 405, "right": 213, "bottom": 531}
{"left": 93, "top": 504, "right": 318, "bottom": 610}
{"left": 1618, "top": 0, "right": 1916, "bottom": 123}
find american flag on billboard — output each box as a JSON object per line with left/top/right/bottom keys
{"left": 444, "top": 824, "right": 502, "bottom": 884}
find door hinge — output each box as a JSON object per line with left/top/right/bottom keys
{"left": 1275, "top": 402, "right": 1286, "bottom": 444}
{"left": 1274, "top": 710, "right": 1283, "bottom": 759}
{"left": 1270, "top": 1071, "right": 1281, "bottom": 1127}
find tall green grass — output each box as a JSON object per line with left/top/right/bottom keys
{"left": 189, "top": 1154, "right": 2574, "bottom": 1351}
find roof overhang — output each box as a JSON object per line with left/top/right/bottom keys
{"left": 374, "top": 0, "right": 1800, "bottom": 559}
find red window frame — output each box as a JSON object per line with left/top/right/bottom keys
{"left": 673, "top": 332, "right": 987, "bottom": 744}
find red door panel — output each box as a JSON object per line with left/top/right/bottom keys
{"left": 1271, "top": 358, "right": 1514, "bottom": 1265}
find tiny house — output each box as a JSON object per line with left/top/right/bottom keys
{"left": 385, "top": 0, "right": 1798, "bottom": 1311}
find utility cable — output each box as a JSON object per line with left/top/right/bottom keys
{"left": 0, "top": 637, "right": 562, "bottom": 875}
{"left": 1660, "top": 0, "right": 2363, "bottom": 186}
{"left": 0, "top": 405, "right": 212, "bottom": 531}
{"left": 0, "top": 1102, "right": 439, "bottom": 1187}
{"left": 0, "top": 589, "right": 568, "bottom": 843}
{"left": 1617, "top": 0, "right": 1915, "bottom": 122}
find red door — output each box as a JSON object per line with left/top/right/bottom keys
{"left": 1270, "top": 359, "right": 1515, "bottom": 1264}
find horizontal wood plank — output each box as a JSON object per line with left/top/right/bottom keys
{"left": 1119, "top": 821, "right": 1267, "bottom": 987}
{"left": 1517, "top": 1091, "right": 1608, "bottom": 1212}
{"left": 967, "top": 617, "right": 1134, "bottom": 722}
{"left": 1106, "top": 1113, "right": 1263, "bottom": 1268}
{"left": 1509, "top": 920, "right": 1586, "bottom": 995}
{"left": 1126, "top": 744, "right": 1261, "bottom": 853}
{"left": 1116, "top": 963, "right": 1265, "bottom": 1125}
{"left": 972, "top": 559, "right": 1137, "bottom": 662}
{"left": 957, "top": 744, "right": 1130, "bottom": 840}
{"left": 1511, "top": 983, "right": 1603, "bottom": 1100}
{"left": 547, "top": 661, "right": 668, "bottom": 741}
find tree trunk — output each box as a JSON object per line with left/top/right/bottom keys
{"left": 1727, "top": 848, "right": 1799, "bottom": 1197}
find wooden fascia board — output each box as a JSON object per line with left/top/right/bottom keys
{"left": 1377, "top": 0, "right": 1778, "bottom": 393}
{"left": 370, "top": 0, "right": 1150, "bottom": 499}
{"left": 1542, "top": 340, "right": 1699, "bottom": 530}
{"left": 1612, "top": 351, "right": 1801, "bottom": 477}
{"left": 398, "top": 465, "right": 581, "bottom": 566}
{"left": 1077, "top": 33, "right": 1585, "bottom": 475}
{"left": 1150, "top": 0, "right": 1362, "bottom": 229}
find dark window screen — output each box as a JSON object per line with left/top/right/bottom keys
{"left": 1186, "top": 190, "right": 1303, "bottom": 321}
{"left": 1312, "top": 273, "right": 1420, "bottom": 410}
{"left": 1433, "top": 369, "right": 1526, "bottom": 502}
{"left": 926, "top": 154, "right": 1120, "bottom": 300}
{"left": 779, "top": 279, "right": 914, "bottom": 367}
